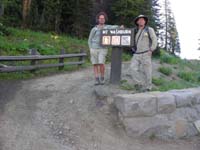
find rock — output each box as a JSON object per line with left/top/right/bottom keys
{"left": 187, "top": 122, "right": 199, "bottom": 137}
{"left": 151, "top": 92, "right": 176, "bottom": 114}
{"left": 69, "top": 99, "right": 74, "bottom": 104}
{"left": 168, "top": 89, "right": 194, "bottom": 108}
{"left": 114, "top": 93, "right": 157, "bottom": 117}
{"left": 194, "top": 105, "right": 200, "bottom": 113}
{"left": 190, "top": 90, "right": 200, "bottom": 105}
{"left": 107, "top": 97, "right": 114, "bottom": 105}
{"left": 175, "top": 119, "right": 188, "bottom": 138}
{"left": 169, "top": 107, "right": 200, "bottom": 122}
{"left": 94, "top": 86, "right": 111, "bottom": 99}
{"left": 123, "top": 115, "right": 174, "bottom": 139}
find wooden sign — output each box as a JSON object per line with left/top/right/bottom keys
{"left": 101, "top": 28, "right": 134, "bottom": 47}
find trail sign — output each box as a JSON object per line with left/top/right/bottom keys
{"left": 100, "top": 28, "right": 134, "bottom": 84}
{"left": 101, "top": 28, "right": 134, "bottom": 47}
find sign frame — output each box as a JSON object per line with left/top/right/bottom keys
{"left": 101, "top": 28, "right": 134, "bottom": 47}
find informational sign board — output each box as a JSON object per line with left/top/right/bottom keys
{"left": 101, "top": 28, "right": 134, "bottom": 47}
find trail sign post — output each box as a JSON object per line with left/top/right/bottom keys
{"left": 101, "top": 28, "right": 134, "bottom": 84}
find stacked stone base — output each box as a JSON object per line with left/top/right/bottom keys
{"left": 114, "top": 88, "right": 200, "bottom": 140}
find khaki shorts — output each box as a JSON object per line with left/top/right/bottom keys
{"left": 90, "top": 48, "right": 108, "bottom": 64}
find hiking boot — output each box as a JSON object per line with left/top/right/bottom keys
{"left": 100, "top": 76, "right": 105, "bottom": 85}
{"left": 139, "top": 88, "right": 151, "bottom": 93}
{"left": 94, "top": 77, "right": 100, "bottom": 85}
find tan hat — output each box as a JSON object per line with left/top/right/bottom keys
{"left": 134, "top": 15, "right": 148, "bottom": 26}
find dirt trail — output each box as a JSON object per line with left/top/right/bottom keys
{"left": 0, "top": 66, "right": 199, "bottom": 150}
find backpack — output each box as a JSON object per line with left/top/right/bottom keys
{"left": 132, "top": 26, "right": 152, "bottom": 54}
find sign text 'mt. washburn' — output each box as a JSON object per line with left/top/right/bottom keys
{"left": 102, "top": 29, "right": 132, "bottom": 35}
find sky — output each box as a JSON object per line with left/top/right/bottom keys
{"left": 169, "top": 0, "right": 200, "bottom": 60}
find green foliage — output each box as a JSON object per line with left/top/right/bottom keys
{"left": 1, "top": 0, "right": 160, "bottom": 38}
{"left": 1, "top": 0, "right": 22, "bottom": 26}
{"left": 0, "top": 23, "right": 11, "bottom": 36}
{"left": 160, "top": 50, "right": 181, "bottom": 64}
{"left": 151, "top": 50, "right": 200, "bottom": 91}
{"left": 158, "top": 66, "right": 172, "bottom": 76}
{"left": 0, "top": 27, "right": 91, "bottom": 79}
{"left": 122, "top": 52, "right": 132, "bottom": 61}
{"left": 111, "top": 0, "right": 143, "bottom": 26}
{"left": 106, "top": 48, "right": 132, "bottom": 63}
{"left": 152, "top": 77, "right": 165, "bottom": 86}
{"left": 120, "top": 80, "right": 135, "bottom": 91}
{"left": 177, "top": 71, "right": 197, "bottom": 82}
{"left": 152, "top": 77, "right": 198, "bottom": 91}
{"left": 156, "top": 81, "right": 198, "bottom": 91}
{"left": 111, "top": 0, "right": 161, "bottom": 33}
{"left": 0, "top": 27, "right": 88, "bottom": 56}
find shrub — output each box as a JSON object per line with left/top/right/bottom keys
{"left": 120, "top": 80, "right": 135, "bottom": 90}
{"left": 152, "top": 77, "right": 165, "bottom": 86}
{"left": 158, "top": 81, "right": 197, "bottom": 91}
{"left": 122, "top": 52, "right": 132, "bottom": 61}
{"left": 0, "top": 23, "right": 11, "bottom": 36}
{"left": 177, "top": 71, "right": 196, "bottom": 82}
{"left": 159, "top": 50, "right": 181, "bottom": 64}
{"left": 158, "top": 67, "right": 172, "bottom": 76}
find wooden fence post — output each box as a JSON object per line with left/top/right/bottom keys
{"left": 59, "top": 49, "right": 65, "bottom": 70}
{"left": 30, "top": 48, "right": 37, "bottom": 73}
{"left": 79, "top": 49, "right": 84, "bottom": 66}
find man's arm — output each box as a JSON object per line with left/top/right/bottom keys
{"left": 105, "top": 25, "right": 119, "bottom": 29}
{"left": 88, "top": 28, "right": 96, "bottom": 49}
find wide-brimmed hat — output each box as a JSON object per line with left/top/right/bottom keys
{"left": 134, "top": 15, "right": 148, "bottom": 26}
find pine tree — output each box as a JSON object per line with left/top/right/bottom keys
{"left": 30, "top": 0, "right": 63, "bottom": 32}
{"left": 1, "top": 0, "right": 165, "bottom": 40}
{"left": 151, "top": 0, "right": 162, "bottom": 55}
{"left": 160, "top": 0, "right": 180, "bottom": 55}
{"left": 168, "top": 13, "right": 180, "bottom": 54}
{"left": 111, "top": 0, "right": 145, "bottom": 27}
{"left": 1, "top": 0, "right": 22, "bottom": 26}
{"left": 151, "top": 0, "right": 161, "bottom": 32}
{"left": 71, "top": 0, "right": 93, "bottom": 38}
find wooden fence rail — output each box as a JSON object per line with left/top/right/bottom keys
{"left": 0, "top": 49, "right": 87, "bottom": 73}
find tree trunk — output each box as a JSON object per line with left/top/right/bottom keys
{"left": 22, "top": 0, "right": 32, "bottom": 27}
{"left": 0, "top": 2, "right": 4, "bottom": 16}
{"left": 164, "top": 0, "right": 168, "bottom": 51}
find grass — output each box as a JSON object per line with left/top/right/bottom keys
{"left": 152, "top": 75, "right": 200, "bottom": 91}
{"left": 152, "top": 49, "right": 200, "bottom": 91}
{"left": 159, "top": 50, "right": 181, "bottom": 64}
{"left": 0, "top": 27, "right": 89, "bottom": 56}
{"left": 152, "top": 77, "right": 166, "bottom": 86}
{"left": 177, "top": 71, "right": 199, "bottom": 82}
{"left": 158, "top": 66, "right": 172, "bottom": 76}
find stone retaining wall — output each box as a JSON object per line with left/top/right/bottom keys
{"left": 114, "top": 88, "right": 200, "bottom": 140}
